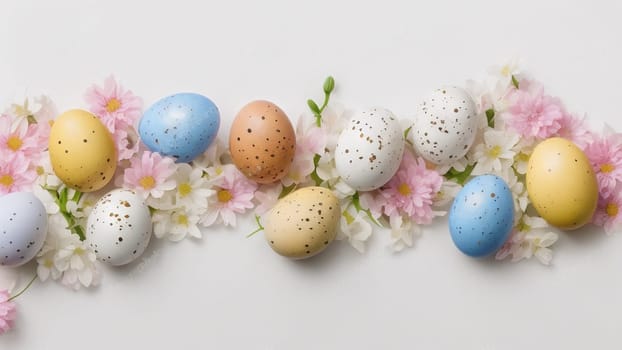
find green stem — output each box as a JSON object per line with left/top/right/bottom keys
{"left": 8, "top": 274, "right": 37, "bottom": 302}
{"left": 247, "top": 215, "right": 265, "bottom": 238}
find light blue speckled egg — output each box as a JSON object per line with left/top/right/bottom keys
{"left": 449, "top": 175, "right": 514, "bottom": 257}
{"left": 139, "top": 93, "right": 220, "bottom": 163}
{"left": 0, "top": 192, "right": 48, "bottom": 267}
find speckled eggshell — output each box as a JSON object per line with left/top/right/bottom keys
{"left": 86, "top": 189, "right": 152, "bottom": 266}
{"left": 449, "top": 175, "right": 514, "bottom": 257}
{"left": 139, "top": 93, "right": 220, "bottom": 163}
{"left": 412, "top": 87, "right": 478, "bottom": 165}
{"left": 264, "top": 186, "right": 340, "bottom": 259}
{"left": 0, "top": 192, "right": 47, "bottom": 267}
{"left": 526, "top": 137, "right": 598, "bottom": 230}
{"left": 334, "top": 107, "right": 404, "bottom": 191}
{"left": 49, "top": 109, "right": 117, "bottom": 192}
{"left": 229, "top": 100, "right": 296, "bottom": 184}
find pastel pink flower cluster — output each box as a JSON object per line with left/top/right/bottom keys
{"left": 585, "top": 132, "right": 622, "bottom": 234}
{"left": 84, "top": 76, "right": 142, "bottom": 161}
{"left": 0, "top": 290, "right": 16, "bottom": 335}
{"left": 373, "top": 150, "right": 444, "bottom": 225}
{"left": 503, "top": 80, "right": 591, "bottom": 147}
{"left": 0, "top": 112, "right": 49, "bottom": 195}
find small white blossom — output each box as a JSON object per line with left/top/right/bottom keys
{"left": 337, "top": 208, "right": 372, "bottom": 253}
{"left": 471, "top": 129, "right": 519, "bottom": 175}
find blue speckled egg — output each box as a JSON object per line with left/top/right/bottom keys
{"left": 0, "top": 192, "right": 48, "bottom": 267}
{"left": 449, "top": 175, "right": 514, "bottom": 257}
{"left": 139, "top": 93, "right": 220, "bottom": 162}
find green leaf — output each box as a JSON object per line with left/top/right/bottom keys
{"left": 403, "top": 126, "right": 412, "bottom": 140}
{"left": 323, "top": 76, "right": 335, "bottom": 95}
{"left": 511, "top": 75, "right": 519, "bottom": 89}
{"left": 309, "top": 154, "right": 323, "bottom": 186}
{"left": 485, "top": 108, "right": 495, "bottom": 128}
{"left": 351, "top": 192, "right": 381, "bottom": 226}
{"left": 279, "top": 183, "right": 297, "bottom": 199}
{"left": 307, "top": 99, "right": 321, "bottom": 115}
{"left": 443, "top": 163, "right": 475, "bottom": 185}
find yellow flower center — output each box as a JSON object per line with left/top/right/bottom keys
{"left": 0, "top": 175, "right": 14, "bottom": 187}
{"left": 177, "top": 214, "right": 188, "bottom": 226}
{"left": 517, "top": 152, "right": 529, "bottom": 162}
{"left": 218, "top": 189, "right": 233, "bottom": 202}
{"left": 488, "top": 145, "right": 502, "bottom": 158}
{"left": 601, "top": 163, "right": 615, "bottom": 173}
{"left": 7, "top": 136, "right": 23, "bottom": 151}
{"left": 106, "top": 98, "right": 122, "bottom": 113}
{"left": 606, "top": 203, "right": 619, "bottom": 217}
{"left": 398, "top": 183, "right": 411, "bottom": 196}
{"left": 139, "top": 176, "right": 156, "bottom": 190}
{"left": 178, "top": 183, "right": 192, "bottom": 197}
{"left": 500, "top": 65, "right": 511, "bottom": 77}
{"left": 342, "top": 210, "right": 355, "bottom": 225}
{"left": 36, "top": 165, "right": 45, "bottom": 176}
{"left": 73, "top": 247, "right": 84, "bottom": 255}
{"left": 44, "top": 258, "right": 53, "bottom": 268}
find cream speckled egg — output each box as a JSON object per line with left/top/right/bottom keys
{"left": 412, "top": 87, "right": 478, "bottom": 165}
{"left": 86, "top": 189, "right": 152, "bottom": 266}
{"left": 264, "top": 187, "right": 340, "bottom": 259}
{"left": 334, "top": 107, "right": 404, "bottom": 191}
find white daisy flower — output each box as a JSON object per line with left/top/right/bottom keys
{"left": 471, "top": 129, "right": 519, "bottom": 175}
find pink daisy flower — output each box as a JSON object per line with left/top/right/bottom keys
{"left": 0, "top": 116, "right": 46, "bottom": 160}
{"left": 201, "top": 164, "right": 257, "bottom": 227}
{"left": 593, "top": 191, "right": 622, "bottom": 234}
{"left": 0, "top": 290, "right": 16, "bottom": 335}
{"left": 123, "top": 151, "right": 177, "bottom": 199}
{"left": 84, "top": 75, "right": 142, "bottom": 131}
{"left": 584, "top": 132, "right": 622, "bottom": 198}
{"left": 377, "top": 150, "right": 443, "bottom": 225}
{"left": 555, "top": 113, "right": 593, "bottom": 149}
{"left": 503, "top": 80, "right": 564, "bottom": 139}
{"left": 0, "top": 154, "right": 37, "bottom": 195}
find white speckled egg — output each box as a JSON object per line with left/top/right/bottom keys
{"left": 264, "top": 186, "right": 340, "bottom": 259}
{"left": 412, "top": 87, "right": 478, "bottom": 165}
{"left": 334, "top": 107, "right": 404, "bottom": 191}
{"left": 0, "top": 192, "right": 48, "bottom": 267}
{"left": 86, "top": 189, "right": 152, "bottom": 266}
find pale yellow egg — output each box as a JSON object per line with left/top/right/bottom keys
{"left": 49, "top": 109, "right": 117, "bottom": 192}
{"left": 526, "top": 137, "right": 598, "bottom": 230}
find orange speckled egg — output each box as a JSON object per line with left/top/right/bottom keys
{"left": 229, "top": 100, "right": 296, "bottom": 184}
{"left": 49, "top": 109, "right": 117, "bottom": 192}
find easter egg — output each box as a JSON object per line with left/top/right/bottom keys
{"left": 229, "top": 100, "right": 296, "bottom": 184}
{"left": 139, "top": 93, "right": 220, "bottom": 162}
{"left": 449, "top": 175, "right": 514, "bottom": 257}
{"left": 526, "top": 137, "right": 598, "bottom": 230}
{"left": 0, "top": 192, "right": 48, "bottom": 267}
{"left": 334, "top": 107, "right": 404, "bottom": 191}
{"left": 264, "top": 186, "right": 340, "bottom": 259}
{"left": 49, "top": 109, "right": 117, "bottom": 192}
{"left": 86, "top": 189, "right": 152, "bottom": 266}
{"left": 412, "top": 87, "right": 478, "bottom": 165}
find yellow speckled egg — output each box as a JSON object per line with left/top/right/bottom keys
{"left": 49, "top": 109, "right": 117, "bottom": 192}
{"left": 526, "top": 137, "right": 598, "bottom": 230}
{"left": 264, "top": 186, "right": 340, "bottom": 259}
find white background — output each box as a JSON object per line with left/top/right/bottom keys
{"left": 1, "top": 0, "right": 622, "bottom": 349}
